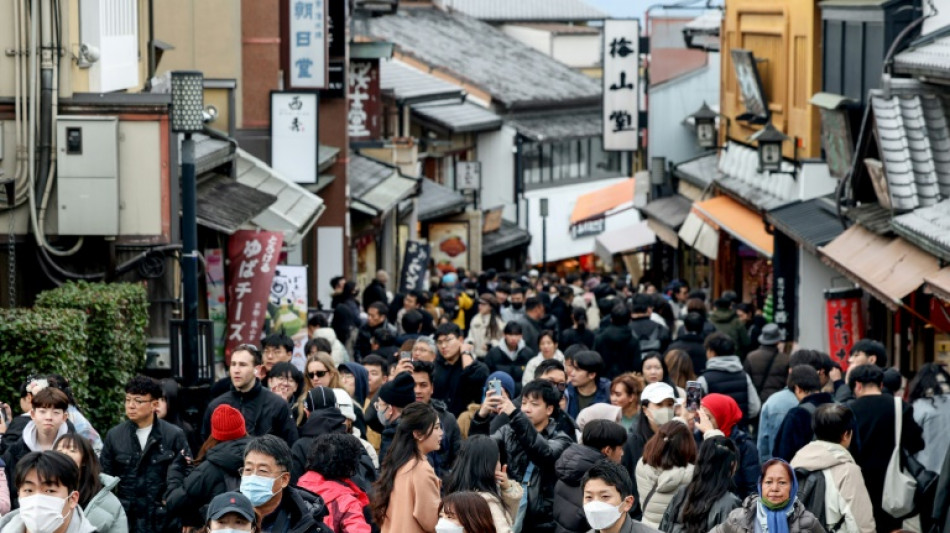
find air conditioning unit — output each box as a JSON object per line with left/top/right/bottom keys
{"left": 80, "top": 0, "right": 140, "bottom": 92}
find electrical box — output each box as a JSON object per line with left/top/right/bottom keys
{"left": 56, "top": 116, "right": 119, "bottom": 235}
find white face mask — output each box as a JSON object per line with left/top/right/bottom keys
{"left": 19, "top": 494, "right": 70, "bottom": 533}
{"left": 649, "top": 406, "right": 674, "bottom": 425}
{"left": 584, "top": 500, "right": 624, "bottom": 530}
{"left": 435, "top": 517, "right": 465, "bottom": 533}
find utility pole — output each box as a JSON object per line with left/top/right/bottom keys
{"left": 540, "top": 198, "right": 548, "bottom": 272}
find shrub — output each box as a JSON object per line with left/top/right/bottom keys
{"left": 0, "top": 308, "right": 90, "bottom": 411}
{"left": 36, "top": 281, "right": 149, "bottom": 429}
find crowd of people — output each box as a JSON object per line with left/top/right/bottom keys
{"left": 0, "top": 267, "right": 949, "bottom": 533}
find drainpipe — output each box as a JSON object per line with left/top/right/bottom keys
{"left": 35, "top": 0, "right": 55, "bottom": 202}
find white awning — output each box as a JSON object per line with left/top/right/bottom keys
{"left": 594, "top": 221, "right": 656, "bottom": 264}
{"left": 678, "top": 211, "right": 719, "bottom": 260}
{"left": 234, "top": 148, "right": 326, "bottom": 246}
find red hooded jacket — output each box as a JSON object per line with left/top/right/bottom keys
{"left": 297, "top": 471, "right": 372, "bottom": 533}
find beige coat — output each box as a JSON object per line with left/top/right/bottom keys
{"left": 381, "top": 458, "right": 442, "bottom": 533}
{"left": 466, "top": 313, "right": 506, "bottom": 357}
{"left": 634, "top": 459, "right": 694, "bottom": 529}
{"left": 478, "top": 482, "right": 523, "bottom": 533}
{"left": 790, "top": 440, "right": 876, "bottom": 533}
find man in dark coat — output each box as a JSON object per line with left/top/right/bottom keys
{"left": 484, "top": 322, "right": 536, "bottom": 390}
{"left": 201, "top": 347, "right": 299, "bottom": 444}
{"left": 355, "top": 301, "right": 396, "bottom": 360}
{"left": 743, "top": 323, "right": 789, "bottom": 402}
{"left": 628, "top": 294, "right": 670, "bottom": 355}
{"left": 771, "top": 365, "right": 833, "bottom": 461}
{"left": 708, "top": 297, "right": 750, "bottom": 357}
{"left": 432, "top": 323, "right": 491, "bottom": 417}
{"left": 667, "top": 312, "right": 708, "bottom": 373}
{"left": 516, "top": 296, "right": 560, "bottom": 351}
{"left": 100, "top": 375, "right": 191, "bottom": 533}
{"left": 550, "top": 285, "right": 575, "bottom": 333}
{"left": 361, "top": 270, "right": 389, "bottom": 310}
{"left": 331, "top": 281, "right": 361, "bottom": 355}
{"left": 594, "top": 303, "right": 642, "bottom": 377}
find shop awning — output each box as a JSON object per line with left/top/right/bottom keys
{"left": 349, "top": 154, "right": 420, "bottom": 216}
{"left": 594, "top": 221, "right": 656, "bottom": 264}
{"left": 416, "top": 178, "right": 468, "bottom": 221}
{"left": 924, "top": 267, "right": 950, "bottom": 303}
{"left": 233, "top": 148, "right": 325, "bottom": 246}
{"left": 767, "top": 198, "right": 845, "bottom": 254}
{"left": 818, "top": 224, "right": 941, "bottom": 310}
{"left": 641, "top": 194, "right": 692, "bottom": 247}
{"left": 570, "top": 177, "right": 635, "bottom": 224}
{"left": 196, "top": 174, "right": 277, "bottom": 234}
{"left": 672, "top": 153, "right": 717, "bottom": 188}
{"left": 677, "top": 211, "right": 719, "bottom": 260}
{"left": 380, "top": 60, "right": 465, "bottom": 104}
{"left": 483, "top": 220, "right": 532, "bottom": 256}
{"left": 412, "top": 101, "right": 503, "bottom": 133}
{"left": 692, "top": 195, "right": 773, "bottom": 257}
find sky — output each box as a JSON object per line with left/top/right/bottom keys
{"left": 583, "top": 0, "right": 721, "bottom": 19}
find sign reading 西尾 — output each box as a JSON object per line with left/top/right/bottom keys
{"left": 824, "top": 288, "right": 865, "bottom": 370}
{"left": 571, "top": 216, "right": 606, "bottom": 239}
{"left": 348, "top": 59, "right": 381, "bottom": 140}
{"left": 399, "top": 241, "right": 431, "bottom": 293}
{"left": 225, "top": 230, "right": 284, "bottom": 363}
{"left": 288, "top": 0, "right": 328, "bottom": 88}
{"left": 271, "top": 92, "right": 319, "bottom": 184}
{"left": 731, "top": 49, "right": 769, "bottom": 123}
{"left": 456, "top": 162, "right": 482, "bottom": 190}
{"left": 602, "top": 19, "right": 640, "bottom": 152}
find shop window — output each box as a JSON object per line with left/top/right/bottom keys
{"left": 522, "top": 137, "right": 630, "bottom": 190}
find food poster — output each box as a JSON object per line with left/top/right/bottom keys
{"left": 429, "top": 222, "right": 470, "bottom": 274}
{"left": 266, "top": 265, "right": 309, "bottom": 371}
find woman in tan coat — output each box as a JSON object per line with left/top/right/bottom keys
{"left": 371, "top": 402, "right": 444, "bottom": 533}
{"left": 445, "top": 435, "right": 523, "bottom": 533}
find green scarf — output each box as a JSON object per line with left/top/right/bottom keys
{"left": 760, "top": 497, "right": 791, "bottom": 511}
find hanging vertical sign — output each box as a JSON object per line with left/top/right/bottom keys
{"left": 772, "top": 232, "right": 798, "bottom": 344}
{"left": 824, "top": 288, "right": 865, "bottom": 370}
{"left": 271, "top": 92, "right": 319, "bottom": 183}
{"left": 399, "top": 241, "right": 431, "bottom": 293}
{"left": 602, "top": 19, "right": 640, "bottom": 152}
{"left": 348, "top": 59, "right": 381, "bottom": 140}
{"left": 225, "top": 230, "right": 284, "bottom": 363}
{"left": 288, "top": 0, "right": 328, "bottom": 88}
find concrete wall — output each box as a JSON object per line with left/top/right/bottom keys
{"left": 551, "top": 34, "right": 601, "bottom": 69}
{"left": 477, "top": 126, "right": 517, "bottom": 220}
{"left": 648, "top": 53, "right": 720, "bottom": 165}
{"left": 798, "top": 249, "right": 837, "bottom": 352}
{"left": 501, "top": 25, "right": 552, "bottom": 56}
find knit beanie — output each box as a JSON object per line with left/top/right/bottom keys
{"left": 304, "top": 386, "right": 339, "bottom": 413}
{"left": 483, "top": 371, "right": 516, "bottom": 399}
{"left": 379, "top": 372, "right": 416, "bottom": 408}
{"left": 211, "top": 404, "right": 246, "bottom": 441}
{"left": 701, "top": 393, "right": 742, "bottom": 438}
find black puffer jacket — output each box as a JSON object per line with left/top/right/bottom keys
{"left": 290, "top": 409, "right": 377, "bottom": 493}
{"left": 553, "top": 444, "right": 605, "bottom": 533}
{"left": 264, "top": 486, "right": 334, "bottom": 533}
{"left": 99, "top": 416, "right": 191, "bottom": 533}
{"left": 594, "top": 324, "right": 643, "bottom": 376}
{"left": 488, "top": 410, "right": 573, "bottom": 533}
{"left": 201, "top": 379, "right": 298, "bottom": 444}
{"left": 166, "top": 436, "right": 250, "bottom": 526}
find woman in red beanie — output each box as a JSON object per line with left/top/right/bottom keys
{"left": 696, "top": 393, "right": 761, "bottom": 497}
{"left": 166, "top": 404, "right": 252, "bottom": 527}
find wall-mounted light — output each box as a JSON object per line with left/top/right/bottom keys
{"left": 689, "top": 101, "right": 719, "bottom": 149}
{"left": 748, "top": 120, "right": 789, "bottom": 173}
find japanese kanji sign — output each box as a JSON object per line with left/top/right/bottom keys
{"left": 456, "top": 162, "right": 481, "bottom": 190}
{"left": 289, "top": 0, "right": 328, "bottom": 88}
{"left": 602, "top": 19, "right": 640, "bottom": 152}
{"left": 399, "top": 241, "right": 431, "bottom": 294}
{"left": 271, "top": 92, "right": 319, "bottom": 183}
{"left": 225, "top": 230, "right": 284, "bottom": 362}
{"left": 348, "top": 59, "right": 381, "bottom": 140}
{"left": 731, "top": 49, "right": 769, "bottom": 123}
{"left": 824, "top": 288, "right": 865, "bottom": 370}
{"left": 772, "top": 232, "right": 798, "bottom": 344}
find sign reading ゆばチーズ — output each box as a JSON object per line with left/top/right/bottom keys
{"left": 288, "top": 0, "right": 328, "bottom": 88}
{"left": 225, "top": 230, "right": 284, "bottom": 362}
{"left": 602, "top": 19, "right": 640, "bottom": 152}
{"left": 399, "top": 241, "right": 430, "bottom": 293}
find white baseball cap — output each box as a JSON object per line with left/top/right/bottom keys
{"left": 641, "top": 382, "right": 676, "bottom": 404}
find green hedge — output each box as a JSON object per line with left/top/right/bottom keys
{"left": 36, "top": 281, "right": 149, "bottom": 430}
{"left": 0, "top": 308, "right": 90, "bottom": 412}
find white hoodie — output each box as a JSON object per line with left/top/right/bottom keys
{"left": 790, "top": 440, "right": 876, "bottom": 533}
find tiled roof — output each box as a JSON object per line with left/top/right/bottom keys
{"left": 767, "top": 198, "right": 845, "bottom": 254}
{"left": 416, "top": 178, "right": 468, "bottom": 221}
{"left": 380, "top": 60, "right": 465, "bottom": 103}
{"left": 363, "top": 7, "right": 602, "bottom": 109}
{"left": 349, "top": 153, "right": 398, "bottom": 199}
{"left": 870, "top": 92, "right": 950, "bottom": 211}
{"left": 412, "top": 101, "right": 502, "bottom": 133}
{"left": 893, "top": 32, "right": 950, "bottom": 83}
{"left": 673, "top": 153, "right": 718, "bottom": 188}
{"left": 716, "top": 142, "right": 798, "bottom": 210}
{"left": 507, "top": 108, "right": 601, "bottom": 141}
{"left": 196, "top": 174, "right": 277, "bottom": 235}
{"left": 519, "top": 23, "right": 600, "bottom": 35}
{"left": 483, "top": 220, "right": 531, "bottom": 256}
{"left": 443, "top": 0, "right": 606, "bottom": 22}
{"left": 641, "top": 194, "right": 692, "bottom": 229}
{"left": 844, "top": 203, "right": 894, "bottom": 235}
{"left": 892, "top": 199, "right": 950, "bottom": 262}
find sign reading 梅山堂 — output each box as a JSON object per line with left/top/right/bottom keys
{"left": 602, "top": 19, "right": 640, "bottom": 152}
{"left": 399, "top": 241, "right": 431, "bottom": 293}
{"left": 288, "top": 0, "right": 328, "bottom": 88}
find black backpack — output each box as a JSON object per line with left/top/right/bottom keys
{"left": 639, "top": 324, "right": 662, "bottom": 353}
{"left": 795, "top": 467, "right": 845, "bottom": 533}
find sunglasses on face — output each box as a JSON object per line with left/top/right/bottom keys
{"left": 308, "top": 370, "right": 329, "bottom": 380}
{"left": 550, "top": 381, "right": 568, "bottom": 392}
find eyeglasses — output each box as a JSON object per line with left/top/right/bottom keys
{"left": 238, "top": 467, "right": 286, "bottom": 477}
{"left": 308, "top": 370, "right": 329, "bottom": 380}
{"left": 436, "top": 336, "right": 457, "bottom": 346}
{"left": 124, "top": 397, "right": 153, "bottom": 406}
{"left": 549, "top": 381, "right": 568, "bottom": 392}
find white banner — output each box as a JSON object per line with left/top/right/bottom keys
{"left": 288, "top": 0, "right": 328, "bottom": 88}
{"left": 268, "top": 265, "right": 309, "bottom": 370}
{"left": 271, "top": 92, "right": 318, "bottom": 183}
{"left": 603, "top": 19, "right": 640, "bottom": 152}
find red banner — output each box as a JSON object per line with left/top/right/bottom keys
{"left": 824, "top": 289, "right": 865, "bottom": 370}
{"left": 225, "top": 230, "right": 284, "bottom": 363}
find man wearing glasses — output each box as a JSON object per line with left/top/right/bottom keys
{"left": 99, "top": 375, "right": 191, "bottom": 533}
{"left": 432, "top": 323, "right": 490, "bottom": 417}
{"left": 202, "top": 345, "right": 299, "bottom": 445}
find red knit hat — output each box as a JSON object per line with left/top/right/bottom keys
{"left": 211, "top": 404, "right": 246, "bottom": 441}
{"left": 701, "top": 393, "right": 742, "bottom": 438}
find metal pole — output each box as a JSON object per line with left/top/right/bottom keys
{"left": 542, "top": 218, "right": 547, "bottom": 272}
{"left": 181, "top": 133, "right": 199, "bottom": 387}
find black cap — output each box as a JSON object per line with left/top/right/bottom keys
{"left": 379, "top": 372, "right": 416, "bottom": 408}
{"left": 207, "top": 491, "right": 256, "bottom": 523}
{"left": 304, "top": 386, "right": 338, "bottom": 413}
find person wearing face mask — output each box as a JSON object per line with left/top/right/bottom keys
{"left": 203, "top": 491, "right": 259, "bottom": 533}
{"left": 620, "top": 382, "right": 676, "bottom": 520}
{"left": 501, "top": 287, "right": 526, "bottom": 323}
{"left": 695, "top": 394, "right": 761, "bottom": 498}
{"left": 239, "top": 435, "right": 332, "bottom": 533}
{"left": 0, "top": 450, "right": 97, "bottom": 533}
{"left": 711, "top": 459, "right": 823, "bottom": 533}
{"left": 437, "top": 491, "right": 497, "bottom": 533}
{"left": 581, "top": 460, "right": 661, "bottom": 533}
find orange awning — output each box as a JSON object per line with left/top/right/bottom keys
{"left": 570, "top": 178, "right": 635, "bottom": 224}
{"left": 692, "top": 196, "right": 773, "bottom": 257}
{"left": 820, "top": 225, "right": 940, "bottom": 310}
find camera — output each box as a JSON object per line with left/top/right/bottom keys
{"left": 79, "top": 43, "right": 101, "bottom": 64}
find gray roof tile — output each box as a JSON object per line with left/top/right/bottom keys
{"left": 893, "top": 32, "right": 950, "bottom": 82}
{"left": 349, "top": 154, "right": 399, "bottom": 198}
{"left": 443, "top": 0, "right": 605, "bottom": 22}
{"left": 767, "top": 198, "right": 845, "bottom": 253}
{"left": 483, "top": 220, "right": 531, "bottom": 255}
{"left": 506, "top": 108, "right": 601, "bottom": 141}
{"left": 892, "top": 199, "right": 950, "bottom": 261}
{"left": 363, "top": 7, "right": 601, "bottom": 110}
{"left": 413, "top": 101, "right": 502, "bottom": 133}
{"left": 380, "top": 60, "right": 465, "bottom": 103}
{"left": 416, "top": 178, "right": 469, "bottom": 221}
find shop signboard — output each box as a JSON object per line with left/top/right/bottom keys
{"left": 399, "top": 240, "right": 430, "bottom": 293}
{"left": 824, "top": 288, "right": 865, "bottom": 369}
{"left": 271, "top": 92, "right": 319, "bottom": 183}
{"left": 267, "top": 265, "right": 309, "bottom": 371}
{"left": 772, "top": 232, "right": 798, "bottom": 343}
{"left": 571, "top": 216, "right": 606, "bottom": 239}
{"left": 602, "top": 19, "right": 640, "bottom": 151}
{"left": 429, "top": 222, "right": 470, "bottom": 274}
{"left": 288, "top": 0, "right": 328, "bottom": 88}
{"left": 225, "top": 230, "right": 284, "bottom": 362}
{"left": 348, "top": 59, "right": 381, "bottom": 140}
{"left": 731, "top": 49, "right": 769, "bottom": 123}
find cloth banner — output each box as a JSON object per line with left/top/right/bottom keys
{"left": 226, "top": 230, "right": 284, "bottom": 362}
{"left": 399, "top": 240, "right": 430, "bottom": 293}
{"left": 824, "top": 288, "right": 864, "bottom": 370}
{"left": 267, "top": 265, "right": 309, "bottom": 371}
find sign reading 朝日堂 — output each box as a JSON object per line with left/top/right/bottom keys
{"left": 288, "top": 0, "right": 328, "bottom": 88}
{"left": 602, "top": 19, "right": 640, "bottom": 152}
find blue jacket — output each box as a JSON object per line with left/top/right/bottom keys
{"left": 756, "top": 387, "right": 798, "bottom": 464}
{"left": 566, "top": 377, "right": 611, "bottom": 419}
